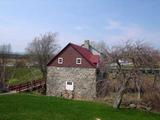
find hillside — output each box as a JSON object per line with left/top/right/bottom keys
{"left": 0, "top": 94, "right": 159, "bottom": 120}
{"left": 7, "top": 67, "right": 42, "bottom": 85}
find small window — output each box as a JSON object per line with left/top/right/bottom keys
{"left": 76, "top": 58, "right": 82, "bottom": 64}
{"left": 58, "top": 57, "right": 63, "bottom": 64}
{"left": 66, "top": 81, "right": 74, "bottom": 91}
{"left": 67, "top": 81, "right": 73, "bottom": 85}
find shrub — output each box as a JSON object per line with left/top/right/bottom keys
{"left": 143, "top": 87, "right": 160, "bottom": 111}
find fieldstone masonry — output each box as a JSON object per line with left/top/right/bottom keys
{"left": 47, "top": 66, "right": 96, "bottom": 100}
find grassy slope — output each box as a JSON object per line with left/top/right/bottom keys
{"left": 7, "top": 67, "right": 42, "bottom": 85}
{"left": 0, "top": 94, "right": 160, "bottom": 120}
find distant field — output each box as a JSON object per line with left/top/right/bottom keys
{"left": 0, "top": 94, "right": 159, "bottom": 120}
{"left": 7, "top": 67, "right": 42, "bottom": 85}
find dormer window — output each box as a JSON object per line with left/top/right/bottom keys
{"left": 58, "top": 57, "right": 63, "bottom": 64}
{"left": 76, "top": 58, "right": 82, "bottom": 64}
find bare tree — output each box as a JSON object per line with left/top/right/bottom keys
{"left": 91, "top": 41, "right": 108, "bottom": 54}
{"left": 0, "top": 44, "right": 11, "bottom": 90}
{"left": 90, "top": 41, "right": 111, "bottom": 98}
{"left": 26, "top": 32, "right": 59, "bottom": 80}
{"left": 110, "top": 41, "right": 159, "bottom": 109}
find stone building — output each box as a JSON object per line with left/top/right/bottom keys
{"left": 47, "top": 41, "right": 100, "bottom": 100}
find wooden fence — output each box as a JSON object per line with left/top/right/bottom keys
{"left": 8, "top": 80, "right": 45, "bottom": 92}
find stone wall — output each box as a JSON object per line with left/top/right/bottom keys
{"left": 47, "top": 66, "right": 96, "bottom": 100}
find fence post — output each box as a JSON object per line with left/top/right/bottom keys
{"left": 19, "top": 84, "right": 21, "bottom": 92}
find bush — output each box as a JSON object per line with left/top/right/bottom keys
{"left": 143, "top": 87, "right": 160, "bottom": 111}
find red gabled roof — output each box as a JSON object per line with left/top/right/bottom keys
{"left": 47, "top": 43, "right": 100, "bottom": 67}
{"left": 70, "top": 43, "right": 100, "bottom": 66}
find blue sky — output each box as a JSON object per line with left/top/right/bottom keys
{"left": 0, "top": 0, "right": 160, "bottom": 52}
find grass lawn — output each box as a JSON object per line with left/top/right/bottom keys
{"left": 7, "top": 67, "right": 42, "bottom": 85}
{"left": 0, "top": 94, "right": 160, "bottom": 120}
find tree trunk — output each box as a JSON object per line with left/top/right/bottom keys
{"left": 113, "top": 75, "right": 129, "bottom": 109}
{"left": 40, "top": 65, "right": 47, "bottom": 80}
{"left": 153, "top": 72, "right": 160, "bottom": 89}
{"left": 136, "top": 81, "right": 141, "bottom": 100}
{"left": 42, "top": 71, "right": 47, "bottom": 80}
{"left": 1, "top": 61, "right": 7, "bottom": 91}
{"left": 113, "top": 85, "right": 125, "bottom": 109}
{"left": 135, "top": 73, "right": 142, "bottom": 100}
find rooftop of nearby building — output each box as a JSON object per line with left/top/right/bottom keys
{"left": 47, "top": 42, "right": 100, "bottom": 67}
{"left": 70, "top": 43, "right": 100, "bottom": 65}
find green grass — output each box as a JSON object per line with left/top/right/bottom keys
{"left": 7, "top": 67, "right": 42, "bottom": 85}
{"left": 0, "top": 94, "right": 159, "bottom": 120}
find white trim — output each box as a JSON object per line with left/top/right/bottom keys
{"left": 66, "top": 81, "right": 74, "bottom": 91}
{"left": 76, "top": 58, "right": 82, "bottom": 64}
{"left": 58, "top": 57, "right": 63, "bottom": 64}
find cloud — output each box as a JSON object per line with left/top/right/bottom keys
{"left": 104, "top": 19, "right": 160, "bottom": 49}
{"left": 105, "top": 19, "right": 124, "bottom": 30}
{"left": 74, "top": 26, "right": 90, "bottom": 31}
{"left": 0, "top": 25, "right": 47, "bottom": 52}
{"left": 105, "top": 19, "right": 144, "bottom": 35}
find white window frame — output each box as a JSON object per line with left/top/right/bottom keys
{"left": 76, "top": 58, "right": 82, "bottom": 64}
{"left": 66, "top": 81, "right": 74, "bottom": 91}
{"left": 58, "top": 57, "right": 63, "bottom": 64}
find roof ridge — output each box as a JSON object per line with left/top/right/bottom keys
{"left": 70, "top": 43, "right": 95, "bottom": 55}
{"left": 47, "top": 42, "right": 99, "bottom": 67}
{"left": 71, "top": 44, "right": 96, "bottom": 67}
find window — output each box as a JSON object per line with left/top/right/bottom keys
{"left": 67, "top": 81, "right": 73, "bottom": 85}
{"left": 76, "top": 58, "right": 82, "bottom": 64}
{"left": 66, "top": 81, "right": 74, "bottom": 91}
{"left": 58, "top": 57, "right": 63, "bottom": 64}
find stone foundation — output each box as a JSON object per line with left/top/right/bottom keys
{"left": 47, "top": 67, "right": 96, "bottom": 100}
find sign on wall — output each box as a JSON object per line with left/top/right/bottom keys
{"left": 66, "top": 81, "right": 74, "bottom": 91}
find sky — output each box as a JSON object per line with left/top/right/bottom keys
{"left": 0, "top": 0, "right": 160, "bottom": 52}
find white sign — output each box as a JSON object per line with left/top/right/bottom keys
{"left": 66, "top": 81, "right": 74, "bottom": 91}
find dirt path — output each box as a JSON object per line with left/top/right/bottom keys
{"left": 0, "top": 91, "right": 17, "bottom": 96}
